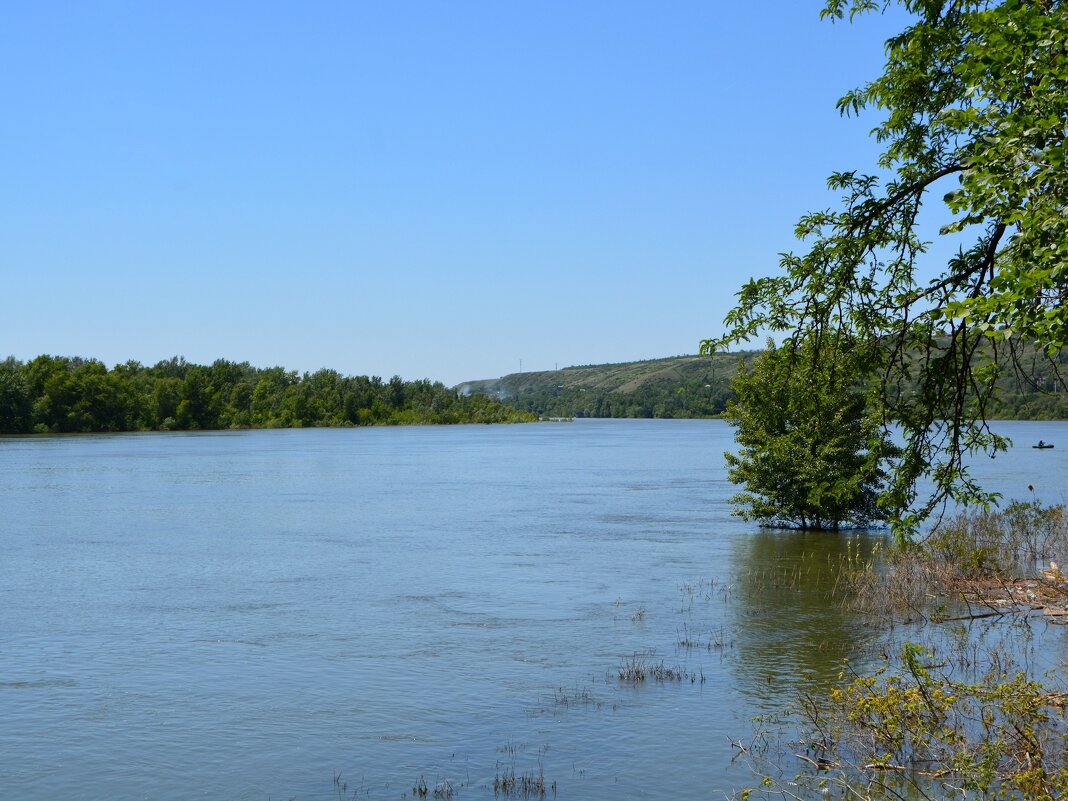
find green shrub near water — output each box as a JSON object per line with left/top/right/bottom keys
{"left": 790, "top": 643, "right": 1068, "bottom": 801}
{"left": 722, "top": 336, "right": 900, "bottom": 531}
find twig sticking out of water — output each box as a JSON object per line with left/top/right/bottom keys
{"left": 677, "top": 623, "right": 733, "bottom": 652}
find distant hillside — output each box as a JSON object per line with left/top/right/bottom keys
{"left": 457, "top": 353, "right": 754, "bottom": 419}
{"left": 458, "top": 347, "right": 1068, "bottom": 421}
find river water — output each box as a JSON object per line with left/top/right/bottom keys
{"left": 2, "top": 419, "right": 1066, "bottom": 800}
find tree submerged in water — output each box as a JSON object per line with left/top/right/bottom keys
{"left": 724, "top": 336, "right": 899, "bottom": 531}
{"left": 706, "top": 0, "right": 1068, "bottom": 537}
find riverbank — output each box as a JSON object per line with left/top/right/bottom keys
{"left": 737, "top": 502, "right": 1068, "bottom": 800}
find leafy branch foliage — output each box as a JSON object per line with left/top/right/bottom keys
{"left": 0, "top": 355, "right": 534, "bottom": 434}
{"left": 704, "top": 0, "right": 1068, "bottom": 536}
{"left": 794, "top": 643, "right": 1068, "bottom": 801}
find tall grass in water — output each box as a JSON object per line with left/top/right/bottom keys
{"left": 843, "top": 502, "right": 1068, "bottom": 620}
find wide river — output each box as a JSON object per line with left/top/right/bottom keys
{"left": 2, "top": 419, "right": 1067, "bottom": 800}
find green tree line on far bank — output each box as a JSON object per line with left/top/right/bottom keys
{"left": 0, "top": 355, "right": 536, "bottom": 434}
{"left": 498, "top": 375, "right": 733, "bottom": 419}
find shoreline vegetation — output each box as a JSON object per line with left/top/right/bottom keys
{"left": 712, "top": 0, "right": 1068, "bottom": 786}
{"left": 0, "top": 355, "right": 535, "bottom": 435}
{"left": 3, "top": 348, "right": 1065, "bottom": 435}
{"left": 735, "top": 502, "right": 1068, "bottom": 801}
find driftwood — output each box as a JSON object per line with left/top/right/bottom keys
{"left": 937, "top": 609, "right": 1013, "bottom": 622}
{"left": 932, "top": 574, "right": 1068, "bottom": 623}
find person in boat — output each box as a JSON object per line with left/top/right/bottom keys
{"left": 1038, "top": 440, "right": 1046, "bottom": 447}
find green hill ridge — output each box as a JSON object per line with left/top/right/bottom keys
{"left": 459, "top": 349, "right": 1068, "bottom": 421}
{"left": 457, "top": 353, "right": 752, "bottom": 419}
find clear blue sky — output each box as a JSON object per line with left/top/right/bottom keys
{"left": 1, "top": 1, "right": 913, "bottom": 386}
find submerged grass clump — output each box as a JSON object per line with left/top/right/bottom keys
{"left": 617, "top": 653, "right": 648, "bottom": 683}
{"left": 678, "top": 577, "right": 734, "bottom": 610}
{"left": 677, "top": 623, "right": 732, "bottom": 652}
{"left": 408, "top": 775, "right": 455, "bottom": 800}
{"left": 617, "top": 651, "right": 704, "bottom": 684}
{"left": 551, "top": 684, "right": 598, "bottom": 708}
{"left": 493, "top": 764, "right": 555, "bottom": 799}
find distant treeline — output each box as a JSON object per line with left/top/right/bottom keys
{"left": 460, "top": 354, "right": 744, "bottom": 421}
{"left": 0, "top": 355, "right": 535, "bottom": 434}
{"left": 978, "top": 354, "right": 1068, "bottom": 420}
{"left": 503, "top": 377, "right": 732, "bottom": 419}
{"left": 468, "top": 349, "right": 1068, "bottom": 422}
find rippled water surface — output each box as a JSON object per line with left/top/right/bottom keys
{"left": 2, "top": 419, "right": 1067, "bottom": 800}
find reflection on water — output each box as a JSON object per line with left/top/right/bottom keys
{"left": 727, "top": 529, "right": 886, "bottom": 710}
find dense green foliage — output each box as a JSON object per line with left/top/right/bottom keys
{"left": 706, "top": 0, "right": 1068, "bottom": 535}
{"left": 797, "top": 643, "right": 1068, "bottom": 801}
{"left": 0, "top": 355, "right": 535, "bottom": 434}
{"left": 723, "top": 338, "right": 898, "bottom": 530}
{"left": 494, "top": 380, "right": 729, "bottom": 419}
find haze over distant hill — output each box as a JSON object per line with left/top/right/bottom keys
{"left": 458, "top": 348, "right": 1068, "bottom": 421}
